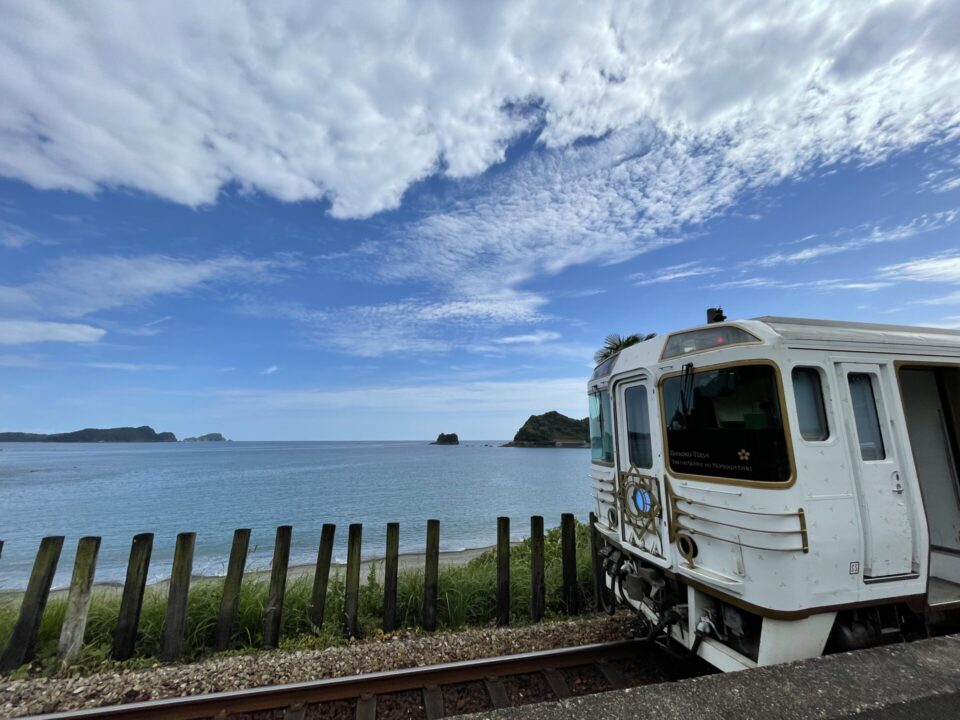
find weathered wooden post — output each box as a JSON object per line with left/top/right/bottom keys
{"left": 496, "top": 517, "right": 510, "bottom": 627}
{"left": 530, "top": 516, "right": 545, "bottom": 622}
{"left": 214, "top": 528, "right": 251, "bottom": 651}
{"left": 112, "top": 533, "right": 153, "bottom": 661}
{"left": 561, "top": 513, "right": 578, "bottom": 615}
{"left": 383, "top": 522, "right": 400, "bottom": 632}
{"left": 309, "top": 523, "right": 336, "bottom": 630}
{"left": 57, "top": 536, "right": 101, "bottom": 666}
{"left": 423, "top": 519, "right": 440, "bottom": 632}
{"left": 0, "top": 535, "right": 64, "bottom": 672}
{"left": 343, "top": 523, "right": 362, "bottom": 638}
{"left": 263, "top": 525, "right": 292, "bottom": 649}
{"left": 161, "top": 532, "right": 196, "bottom": 661}
{"left": 589, "top": 511, "right": 601, "bottom": 611}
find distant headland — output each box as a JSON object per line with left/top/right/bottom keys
{"left": 0, "top": 426, "right": 177, "bottom": 443}
{"left": 503, "top": 411, "right": 589, "bottom": 448}
{"left": 183, "top": 433, "right": 228, "bottom": 442}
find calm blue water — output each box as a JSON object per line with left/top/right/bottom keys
{"left": 0, "top": 441, "right": 591, "bottom": 590}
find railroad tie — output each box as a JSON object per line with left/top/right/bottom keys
{"left": 423, "top": 684, "right": 445, "bottom": 719}
{"left": 484, "top": 676, "right": 510, "bottom": 709}
{"left": 284, "top": 703, "right": 306, "bottom": 720}
{"left": 597, "top": 660, "right": 627, "bottom": 690}
{"left": 543, "top": 668, "right": 571, "bottom": 699}
{"left": 356, "top": 693, "right": 377, "bottom": 720}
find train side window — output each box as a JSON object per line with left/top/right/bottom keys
{"left": 848, "top": 373, "right": 886, "bottom": 461}
{"left": 624, "top": 385, "right": 653, "bottom": 468}
{"left": 589, "top": 390, "right": 614, "bottom": 464}
{"left": 792, "top": 367, "right": 829, "bottom": 441}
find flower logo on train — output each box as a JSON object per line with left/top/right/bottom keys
{"left": 738, "top": 448, "right": 751, "bottom": 461}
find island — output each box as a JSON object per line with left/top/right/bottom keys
{"left": 503, "top": 411, "right": 589, "bottom": 448}
{"left": 431, "top": 433, "right": 460, "bottom": 445}
{"left": 0, "top": 426, "right": 177, "bottom": 443}
{"left": 183, "top": 433, "right": 228, "bottom": 442}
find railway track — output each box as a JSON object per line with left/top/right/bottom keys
{"left": 24, "top": 640, "right": 662, "bottom": 720}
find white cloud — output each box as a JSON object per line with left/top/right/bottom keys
{"left": 494, "top": 331, "right": 561, "bottom": 345}
{"left": 260, "top": 365, "right": 279, "bottom": 375}
{"left": 755, "top": 210, "right": 959, "bottom": 267}
{"left": 212, "top": 377, "right": 586, "bottom": 414}
{"left": 882, "top": 252, "right": 960, "bottom": 284}
{"left": 631, "top": 262, "right": 717, "bottom": 286}
{"left": 0, "top": 319, "right": 105, "bottom": 344}
{"left": 0, "top": 353, "right": 45, "bottom": 367}
{"left": 708, "top": 277, "right": 891, "bottom": 291}
{"left": 0, "top": 221, "right": 44, "bottom": 249}
{"left": 83, "top": 362, "right": 175, "bottom": 371}
{"left": 0, "top": 1, "right": 957, "bottom": 233}
{"left": 0, "top": 254, "right": 293, "bottom": 319}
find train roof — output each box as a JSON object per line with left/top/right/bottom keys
{"left": 590, "top": 315, "right": 960, "bottom": 383}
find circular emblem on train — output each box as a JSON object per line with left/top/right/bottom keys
{"left": 738, "top": 448, "right": 751, "bottom": 461}
{"left": 633, "top": 486, "right": 652, "bottom": 514}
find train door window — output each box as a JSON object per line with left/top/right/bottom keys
{"left": 589, "top": 390, "right": 614, "bottom": 464}
{"left": 624, "top": 385, "right": 653, "bottom": 468}
{"left": 848, "top": 373, "right": 886, "bottom": 461}
{"left": 792, "top": 367, "right": 829, "bottom": 441}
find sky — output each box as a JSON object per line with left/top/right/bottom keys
{"left": 1, "top": 0, "right": 960, "bottom": 440}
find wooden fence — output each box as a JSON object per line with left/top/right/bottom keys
{"left": 0, "top": 513, "right": 599, "bottom": 673}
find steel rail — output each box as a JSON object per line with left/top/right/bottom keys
{"left": 24, "top": 639, "right": 645, "bottom": 720}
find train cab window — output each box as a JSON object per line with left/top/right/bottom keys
{"left": 662, "top": 363, "right": 792, "bottom": 483}
{"left": 624, "top": 385, "right": 653, "bottom": 468}
{"left": 848, "top": 373, "right": 886, "bottom": 461}
{"left": 792, "top": 367, "right": 829, "bottom": 441}
{"left": 589, "top": 390, "right": 614, "bottom": 464}
{"left": 661, "top": 326, "right": 759, "bottom": 360}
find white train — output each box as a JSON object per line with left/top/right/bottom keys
{"left": 590, "top": 312, "right": 960, "bottom": 671}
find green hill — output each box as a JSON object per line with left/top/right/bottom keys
{"left": 0, "top": 426, "right": 177, "bottom": 443}
{"left": 505, "top": 411, "right": 589, "bottom": 448}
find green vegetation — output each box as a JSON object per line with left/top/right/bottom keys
{"left": 0, "top": 426, "right": 177, "bottom": 443}
{"left": 0, "top": 522, "right": 596, "bottom": 677}
{"left": 507, "top": 411, "right": 589, "bottom": 447}
{"left": 593, "top": 333, "right": 645, "bottom": 364}
{"left": 182, "top": 433, "right": 227, "bottom": 442}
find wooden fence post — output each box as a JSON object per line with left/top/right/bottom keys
{"left": 57, "top": 536, "right": 101, "bottom": 666}
{"left": 263, "top": 525, "right": 292, "bottom": 649}
{"left": 496, "top": 517, "right": 510, "bottom": 627}
{"left": 383, "top": 522, "right": 400, "bottom": 633}
{"left": 161, "top": 532, "right": 196, "bottom": 661}
{"left": 112, "top": 533, "right": 153, "bottom": 661}
{"left": 530, "top": 516, "right": 545, "bottom": 623}
{"left": 310, "top": 523, "right": 336, "bottom": 630}
{"left": 423, "top": 519, "right": 440, "bottom": 632}
{"left": 561, "top": 513, "right": 578, "bottom": 615}
{"left": 214, "top": 528, "right": 250, "bottom": 651}
{"left": 0, "top": 536, "right": 64, "bottom": 672}
{"left": 342, "top": 523, "right": 362, "bottom": 638}
{"left": 589, "top": 511, "right": 601, "bottom": 611}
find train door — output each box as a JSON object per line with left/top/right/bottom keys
{"left": 615, "top": 377, "right": 670, "bottom": 566}
{"left": 836, "top": 362, "right": 914, "bottom": 578}
{"left": 898, "top": 365, "right": 960, "bottom": 606}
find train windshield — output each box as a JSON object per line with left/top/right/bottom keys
{"left": 589, "top": 390, "right": 614, "bottom": 464}
{"left": 662, "top": 363, "right": 791, "bottom": 483}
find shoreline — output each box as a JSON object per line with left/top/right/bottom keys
{"left": 1, "top": 543, "right": 506, "bottom": 603}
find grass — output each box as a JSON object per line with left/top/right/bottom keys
{"left": 0, "top": 521, "right": 597, "bottom": 677}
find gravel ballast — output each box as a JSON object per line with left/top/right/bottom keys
{"left": 0, "top": 614, "right": 637, "bottom": 717}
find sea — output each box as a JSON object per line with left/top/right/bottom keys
{"left": 0, "top": 441, "right": 592, "bottom": 591}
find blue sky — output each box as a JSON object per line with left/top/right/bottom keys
{"left": 1, "top": 1, "right": 960, "bottom": 440}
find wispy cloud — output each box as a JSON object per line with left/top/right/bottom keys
{"left": 493, "top": 331, "right": 561, "bottom": 345}
{"left": 882, "top": 252, "right": 960, "bottom": 284}
{"left": 260, "top": 365, "right": 279, "bottom": 375}
{"left": 0, "top": 254, "right": 295, "bottom": 319}
{"left": 0, "top": 319, "right": 105, "bottom": 345}
{"left": 754, "top": 210, "right": 959, "bottom": 268}
{"left": 83, "top": 362, "right": 175, "bottom": 371}
{"left": 0, "top": 353, "right": 46, "bottom": 367}
{"left": 708, "top": 277, "right": 891, "bottom": 291}
{"left": 631, "top": 262, "right": 717, "bottom": 286}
